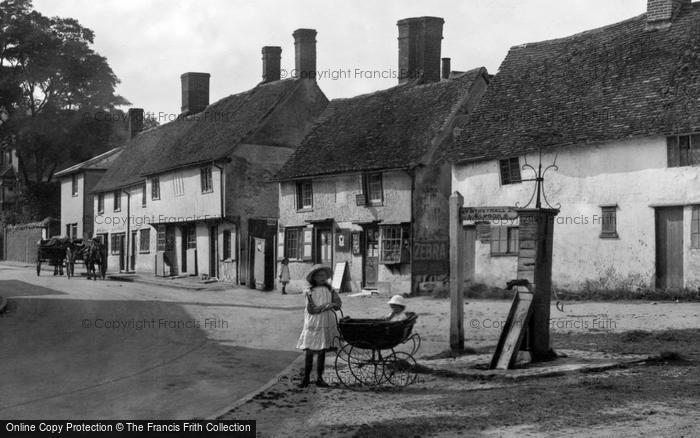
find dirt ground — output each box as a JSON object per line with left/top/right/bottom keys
{"left": 220, "top": 296, "right": 700, "bottom": 437}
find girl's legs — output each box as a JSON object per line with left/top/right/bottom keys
{"left": 299, "top": 350, "right": 314, "bottom": 387}
{"left": 316, "top": 351, "right": 328, "bottom": 386}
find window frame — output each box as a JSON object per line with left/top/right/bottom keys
{"left": 200, "top": 165, "right": 213, "bottom": 194}
{"left": 151, "top": 177, "right": 161, "bottom": 200}
{"left": 599, "top": 206, "right": 619, "bottom": 239}
{"left": 141, "top": 184, "right": 147, "bottom": 207}
{"left": 223, "top": 229, "right": 231, "bottom": 260}
{"left": 110, "top": 233, "right": 124, "bottom": 255}
{"left": 139, "top": 228, "right": 151, "bottom": 253}
{"left": 362, "top": 172, "right": 384, "bottom": 206}
{"left": 156, "top": 225, "right": 166, "bottom": 251}
{"left": 186, "top": 225, "right": 197, "bottom": 249}
{"left": 378, "top": 224, "right": 410, "bottom": 264}
{"left": 284, "top": 227, "right": 304, "bottom": 260}
{"left": 691, "top": 206, "right": 700, "bottom": 249}
{"left": 71, "top": 174, "right": 79, "bottom": 197}
{"left": 668, "top": 134, "right": 700, "bottom": 167}
{"left": 97, "top": 193, "right": 104, "bottom": 214}
{"left": 499, "top": 157, "right": 522, "bottom": 185}
{"left": 490, "top": 225, "right": 519, "bottom": 256}
{"left": 113, "top": 190, "right": 121, "bottom": 212}
{"left": 296, "top": 181, "right": 313, "bottom": 211}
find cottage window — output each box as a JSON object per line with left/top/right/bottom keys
{"left": 173, "top": 172, "right": 185, "bottom": 197}
{"left": 201, "top": 166, "right": 213, "bottom": 193}
{"left": 600, "top": 206, "right": 618, "bottom": 239}
{"left": 151, "top": 177, "right": 160, "bottom": 200}
{"left": 156, "top": 225, "right": 166, "bottom": 251}
{"left": 692, "top": 206, "right": 700, "bottom": 249}
{"left": 141, "top": 184, "right": 147, "bottom": 207}
{"left": 97, "top": 193, "right": 104, "bottom": 214}
{"left": 499, "top": 157, "right": 521, "bottom": 185}
{"left": 113, "top": 190, "right": 121, "bottom": 211}
{"left": 66, "top": 223, "right": 78, "bottom": 240}
{"left": 668, "top": 134, "right": 700, "bottom": 167}
{"left": 379, "top": 225, "right": 409, "bottom": 264}
{"left": 363, "top": 173, "right": 383, "bottom": 205}
{"left": 490, "top": 226, "right": 519, "bottom": 255}
{"left": 223, "top": 230, "right": 231, "bottom": 259}
{"left": 284, "top": 227, "right": 304, "bottom": 260}
{"left": 296, "top": 181, "right": 313, "bottom": 210}
{"left": 140, "top": 228, "right": 150, "bottom": 253}
{"left": 71, "top": 174, "right": 79, "bottom": 196}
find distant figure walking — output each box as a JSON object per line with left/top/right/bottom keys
{"left": 279, "top": 257, "right": 290, "bottom": 294}
{"left": 84, "top": 239, "right": 104, "bottom": 280}
{"left": 65, "top": 244, "right": 75, "bottom": 279}
{"left": 296, "top": 264, "right": 341, "bottom": 388}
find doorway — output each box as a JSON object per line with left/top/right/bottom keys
{"left": 209, "top": 225, "right": 218, "bottom": 278}
{"left": 180, "top": 225, "right": 188, "bottom": 273}
{"left": 130, "top": 231, "right": 137, "bottom": 271}
{"left": 165, "top": 225, "right": 176, "bottom": 275}
{"left": 314, "top": 225, "right": 333, "bottom": 266}
{"left": 363, "top": 226, "right": 379, "bottom": 288}
{"left": 655, "top": 207, "right": 684, "bottom": 289}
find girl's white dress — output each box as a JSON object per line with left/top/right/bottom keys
{"left": 296, "top": 286, "right": 339, "bottom": 351}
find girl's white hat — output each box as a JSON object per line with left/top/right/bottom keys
{"left": 387, "top": 295, "right": 406, "bottom": 307}
{"left": 305, "top": 264, "right": 333, "bottom": 283}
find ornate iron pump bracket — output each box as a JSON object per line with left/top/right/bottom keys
{"left": 516, "top": 147, "right": 560, "bottom": 210}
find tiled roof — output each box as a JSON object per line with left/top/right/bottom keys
{"left": 275, "top": 68, "right": 488, "bottom": 180}
{"left": 55, "top": 147, "right": 123, "bottom": 178}
{"left": 93, "top": 78, "right": 319, "bottom": 192}
{"left": 443, "top": 2, "right": 700, "bottom": 163}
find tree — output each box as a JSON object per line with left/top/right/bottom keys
{"left": 0, "top": 0, "right": 129, "bottom": 184}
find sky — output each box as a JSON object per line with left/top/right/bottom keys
{"left": 34, "top": 0, "right": 646, "bottom": 119}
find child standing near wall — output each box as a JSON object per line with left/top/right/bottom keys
{"left": 279, "top": 257, "right": 290, "bottom": 294}
{"left": 296, "top": 264, "right": 341, "bottom": 387}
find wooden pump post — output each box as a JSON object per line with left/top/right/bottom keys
{"left": 449, "top": 192, "right": 465, "bottom": 351}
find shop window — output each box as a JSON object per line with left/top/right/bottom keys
{"left": 379, "top": 225, "right": 409, "bottom": 264}
{"left": 285, "top": 228, "right": 303, "bottom": 260}
{"left": 491, "top": 226, "right": 519, "bottom": 255}
{"left": 499, "top": 157, "right": 521, "bottom": 185}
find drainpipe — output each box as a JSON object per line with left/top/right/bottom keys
{"left": 122, "top": 187, "right": 131, "bottom": 272}
{"left": 212, "top": 161, "right": 225, "bottom": 279}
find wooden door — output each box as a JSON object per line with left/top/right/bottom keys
{"left": 364, "top": 227, "right": 379, "bottom": 288}
{"left": 130, "top": 231, "right": 137, "bottom": 271}
{"left": 464, "top": 226, "right": 476, "bottom": 285}
{"left": 315, "top": 227, "right": 333, "bottom": 266}
{"left": 209, "top": 225, "right": 218, "bottom": 277}
{"left": 180, "top": 226, "right": 188, "bottom": 273}
{"left": 655, "top": 207, "right": 683, "bottom": 289}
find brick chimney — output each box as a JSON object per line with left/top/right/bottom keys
{"left": 262, "top": 46, "right": 282, "bottom": 83}
{"left": 647, "top": 0, "right": 690, "bottom": 29}
{"left": 180, "top": 72, "right": 210, "bottom": 115}
{"left": 293, "top": 29, "right": 317, "bottom": 80}
{"left": 397, "top": 16, "right": 444, "bottom": 84}
{"left": 442, "top": 57, "right": 451, "bottom": 80}
{"left": 128, "top": 108, "right": 143, "bottom": 139}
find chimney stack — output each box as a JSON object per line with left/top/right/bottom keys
{"left": 442, "top": 57, "right": 451, "bottom": 80}
{"left": 293, "top": 29, "right": 317, "bottom": 80}
{"left": 647, "top": 0, "right": 690, "bottom": 29}
{"left": 128, "top": 108, "right": 144, "bottom": 139}
{"left": 397, "top": 16, "right": 444, "bottom": 84}
{"left": 261, "top": 46, "right": 282, "bottom": 83}
{"left": 180, "top": 72, "right": 210, "bottom": 115}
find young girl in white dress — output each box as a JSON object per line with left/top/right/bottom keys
{"left": 296, "top": 264, "right": 342, "bottom": 387}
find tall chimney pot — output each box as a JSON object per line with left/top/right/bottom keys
{"left": 646, "top": 0, "right": 690, "bottom": 29}
{"left": 128, "top": 108, "right": 144, "bottom": 139}
{"left": 442, "top": 57, "right": 451, "bottom": 80}
{"left": 262, "top": 46, "right": 282, "bottom": 83}
{"left": 397, "top": 16, "right": 444, "bottom": 84}
{"left": 180, "top": 72, "right": 210, "bottom": 115}
{"left": 293, "top": 29, "right": 317, "bottom": 80}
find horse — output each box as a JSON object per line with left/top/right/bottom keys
{"left": 83, "top": 239, "right": 106, "bottom": 280}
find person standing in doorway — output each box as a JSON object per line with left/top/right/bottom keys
{"left": 279, "top": 257, "right": 290, "bottom": 294}
{"left": 296, "top": 264, "right": 341, "bottom": 387}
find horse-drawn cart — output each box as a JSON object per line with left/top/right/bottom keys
{"left": 36, "top": 237, "right": 105, "bottom": 279}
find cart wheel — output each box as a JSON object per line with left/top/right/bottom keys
{"left": 384, "top": 351, "right": 418, "bottom": 387}
{"left": 334, "top": 343, "right": 355, "bottom": 389}
{"left": 36, "top": 261, "right": 41, "bottom": 276}
{"left": 347, "top": 346, "right": 389, "bottom": 388}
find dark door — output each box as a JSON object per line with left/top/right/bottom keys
{"left": 364, "top": 226, "right": 379, "bottom": 288}
{"left": 248, "top": 219, "right": 277, "bottom": 290}
{"left": 464, "top": 226, "right": 476, "bottom": 285}
{"left": 118, "top": 234, "right": 125, "bottom": 271}
{"left": 181, "top": 226, "right": 188, "bottom": 273}
{"left": 209, "top": 225, "right": 218, "bottom": 277}
{"left": 165, "top": 225, "right": 176, "bottom": 275}
{"left": 656, "top": 207, "right": 684, "bottom": 289}
{"left": 130, "top": 231, "right": 137, "bottom": 271}
{"left": 315, "top": 227, "right": 333, "bottom": 266}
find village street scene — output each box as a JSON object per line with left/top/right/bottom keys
{"left": 1, "top": 0, "right": 699, "bottom": 436}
